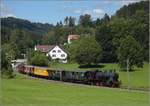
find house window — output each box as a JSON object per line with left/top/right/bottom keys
{"left": 52, "top": 54, "right": 56, "bottom": 57}
{"left": 58, "top": 50, "right": 61, "bottom": 53}
{"left": 52, "top": 50, "right": 56, "bottom": 53}
{"left": 61, "top": 54, "right": 65, "bottom": 57}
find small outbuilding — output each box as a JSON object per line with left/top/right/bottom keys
{"left": 68, "top": 34, "right": 80, "bottom": 44}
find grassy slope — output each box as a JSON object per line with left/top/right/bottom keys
{"left": 51, "top": 63, "right": 149, "bottom": 89}
{"left": 2, "top": 74, "right": 149, "bottom": 106}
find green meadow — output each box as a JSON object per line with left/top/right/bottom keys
{"left": 1, "top": 73, "right": 149, "bottom": 106}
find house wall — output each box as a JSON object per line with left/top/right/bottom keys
{"left": 34, "top": 46, "right": 37, "bottom": 51}
{"left": 46, "top": 46, "right": 67, "bottom": 60}
{"left": 68, "top": 37, "right": 71, "bottom": 44}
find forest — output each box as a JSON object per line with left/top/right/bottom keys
{"left": 1, "top": 1, "right": 149, "bottom": 77}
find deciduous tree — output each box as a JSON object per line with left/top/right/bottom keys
{"left": 117, "top": 35, "right": 144, "bottom": 71}
{"left": 71, "top": 36, "right": 102, "bottom": 65}
{"left": 28, "top": 51, "right": 49, "bottom": 66}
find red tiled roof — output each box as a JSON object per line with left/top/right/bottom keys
{"left": 35, "top": 45, "right": 55, "bottom": 53}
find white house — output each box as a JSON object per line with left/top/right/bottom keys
{"left": 68, "top": 35, "right": 80, "bottom": 44}
{"left": 34, "top": 45, "right": 67, "bottom": 63}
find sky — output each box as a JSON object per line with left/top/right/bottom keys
{"left": 1, "top": 0, "right": 142, "bottom": 25}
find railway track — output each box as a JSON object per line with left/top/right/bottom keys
{"left": 18, "top": 73, "right": 149, "bottom": 93}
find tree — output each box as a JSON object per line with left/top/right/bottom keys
{"left": 114, "top": 1, "right": 149, "bottom": 61}
{"left": 1, "top": 49, "right": 14, "bottom": 78}
{"left": 28, "top": 51, "right": 49, "bottom": 66}
{"left": 131, "top": 10, "right": 149, "bottom": 61}
{"left": 56, "top": 21, "right": 63, "bottom": 27}
{"left": 95, "top": 24, "right": 117, "bottom": 62}
{"left": 79, "top": 14, "right": 92, "bottom": 27}
{"left": 2, "top": 42, "right": 19, "bottom": 60}
{"left": 115, "top": 1, "right": 149, "bottom": 18}
{"left": 68, "top": 16, "right": 75, "bottom": 27}
{"left": 72, "top": 36, "right": 102, "bottom": 65}
{"left": 64, "top": 40, "right": 79, "bottom": 62}
{"left": 42, "top": 30, "right": 56, "bottom": 45}
{"left": 10, "top": 29, "right": 34, "bottom": 58}
{"left": 64, "top": 16, "right": 69, "bottom": 25}
{"left": 1, "top": 26, "right": 11, "bottom": 44}
{"left": 54, "top": 27, "right": 69, "bottom": 44}
{"left": 94, "top": 18, "right": 101, "bottom": 27}
{"left": 101, "top": 13, "right": 110, "bottom": 24}
{"left": 117, "top": 35, "right": 144, "bottom": 71}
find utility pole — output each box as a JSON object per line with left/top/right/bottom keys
{"left": 127, "top": 58, "right": 130, "bottom": 91}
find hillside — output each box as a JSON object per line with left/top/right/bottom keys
{"left": 1, "top": 17, "right": 53, "bottom": 36}
{"left": 116, "top": 1, "right": 149, "bottom": 18}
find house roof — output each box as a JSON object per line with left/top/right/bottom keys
{"left": 35, "top": 45, "right": 55, "bottom": 53}
{"left": 58, "top": 45, "right": 68, "bottom": 54}
{"left": 35, "top": 45, "right": 67, "bottom": 53}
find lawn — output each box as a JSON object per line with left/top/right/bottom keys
{"left": 51, "top": 63, "right": 149, "bottom": 89}
{"left": 1, "top": 74, "right": 149, "bottom": 106}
